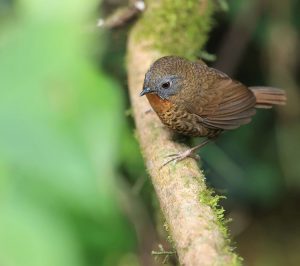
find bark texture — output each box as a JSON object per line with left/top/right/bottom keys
{"left": 127, "top": 1, "right": 241, "bottom": 265}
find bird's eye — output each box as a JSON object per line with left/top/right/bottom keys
{"left": 161, "top": 81, "right": 171, "bottom": 89}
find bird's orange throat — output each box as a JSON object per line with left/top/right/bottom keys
{"left": 146, "top": 93, "right": 173, "bottom": 114}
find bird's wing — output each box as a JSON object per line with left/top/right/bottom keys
{"left": 187, "top": 68, "right": 257, "bottom": 130}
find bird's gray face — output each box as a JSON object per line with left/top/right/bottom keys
{"left": 140, "top": 72, "right": 183, "bottom": 100}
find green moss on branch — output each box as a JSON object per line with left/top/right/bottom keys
{"left": 199, "top": 189, "right": 243, "bottom": 265}
{"left": 135, "top": 0, "right": 215, "bottom": 59}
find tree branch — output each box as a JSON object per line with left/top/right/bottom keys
{"left": 127, "top": 1, "right": 241, "bottom": 265}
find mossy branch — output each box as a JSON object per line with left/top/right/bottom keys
{"left": 127, "top": 1, "right": 241, "bottom": 265}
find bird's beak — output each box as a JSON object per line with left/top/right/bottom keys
{"left": 140, "top": 87, "right": 154, "bottom": 96}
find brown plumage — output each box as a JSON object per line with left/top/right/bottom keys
{"left": 140, "top": 56, "right": 287, "bottom": 166}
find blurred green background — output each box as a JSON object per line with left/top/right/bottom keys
{"left": 0, "top": 0, "right": 300, "bottom": 265}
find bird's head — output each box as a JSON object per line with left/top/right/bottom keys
{"left": 140, "top": 56, "right": 189, "bottom": 100}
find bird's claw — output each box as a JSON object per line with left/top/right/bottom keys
{"left": 144, "top": 108, "right": 153, "bottom": 114}
{"left": 165, "top": 153, "right": 178, "bottom": 157}
{"left": 160, "top": 149, "right": 200, "bottom": 169}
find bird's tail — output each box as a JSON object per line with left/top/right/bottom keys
{"left": 249, "top": 86, "right": 287, "bottom": 109}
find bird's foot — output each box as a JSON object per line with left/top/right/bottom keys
{"left": 161, "top": 149, "right": 200, "bottom": 168}
{"left": 144, "top": 108, "right": 153, "bottom": 114}
{"left": 160, "top": 139, "right": 211, "bottom": 169}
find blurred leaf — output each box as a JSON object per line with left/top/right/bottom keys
{"left": 0, "top": 0, "right": 136, "bottom": 265}
{"left": 199, "top": 50, "right": 217, "bottom": 62}
{"left": 0, "top": 199, "right": 83, "bottom": 266}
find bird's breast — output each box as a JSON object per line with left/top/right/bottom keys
{"left": 146, "top": 93, "right": 216, "bottom": 137}
{"left": 146, "top": 93, "right": 173, "bottom": 114}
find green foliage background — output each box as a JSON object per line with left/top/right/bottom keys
{"left": 0, "top": 1, "right": 138, "bottom": 265}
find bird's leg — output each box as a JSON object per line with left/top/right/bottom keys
{"left": 161, "top": 139, "right": 211, "bottom": 168}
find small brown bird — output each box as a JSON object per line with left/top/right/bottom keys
{"left": 140, "top": 56, "right": 287, "bottom": 166}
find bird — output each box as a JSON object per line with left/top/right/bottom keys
{"left": 139, "top": 56, "right": 287, "bottom": 167}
